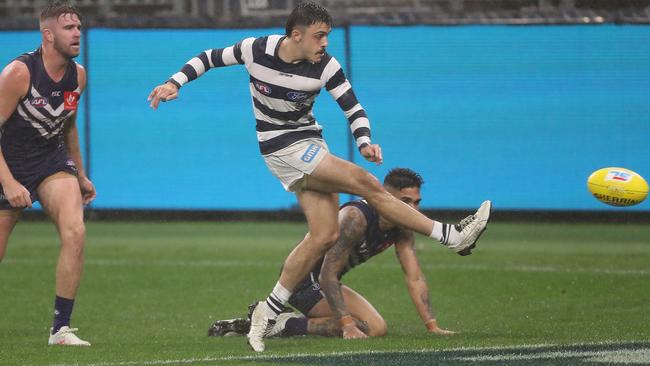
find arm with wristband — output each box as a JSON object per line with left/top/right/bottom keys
{"left": 394, "top": 231, "right": 457, "bottom": 335}
{"left": 318, "top": 205, "right": 369, "bottom": 339}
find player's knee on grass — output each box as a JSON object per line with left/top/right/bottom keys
{"left": 365, "top": 317, "right": 388, "bottom": 337}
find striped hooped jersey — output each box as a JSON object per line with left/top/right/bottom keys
{"left": 168, "top": 35, "right": 371, "bottom": 155}
{"left": 1, "top": 48, "right": 81, "bottom": 161}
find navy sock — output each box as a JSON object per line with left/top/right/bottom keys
{"left": 52, "top": 296, "right": 74, "bottom": 334}
{"left": 283, "top": 317, "right": 308, "bottom": 336}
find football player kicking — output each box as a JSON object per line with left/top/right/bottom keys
{"left": 150, "top": 1, "right": 490, "bottom": 352}
{"left": 209, "top": 168, "right": 487, "bottom": 339}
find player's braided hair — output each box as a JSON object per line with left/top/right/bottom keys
{"left": 384, "top": 168, "right": 424, "bottom": 190}
{"left": 286, "top": 1, "right": 332, "bottom": 36}
{"left": 40, "top": 1, "right": 82, "bottom": 23}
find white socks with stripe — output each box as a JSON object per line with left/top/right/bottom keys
{"left": 263, "top": 282, "right": 292, "bottom": 318}
{"left": 430, "top": 222, "right": 460, "bottom": 246}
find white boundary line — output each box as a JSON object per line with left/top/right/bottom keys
{"left": 6, "top": 258, "right": 649, "bottom": 276}
{"left": 41, "top": 340, "right": 650, "bottom": 366}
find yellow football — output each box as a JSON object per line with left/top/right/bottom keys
{"left": 587, "top": 167, "right": 648, "bottom": 207}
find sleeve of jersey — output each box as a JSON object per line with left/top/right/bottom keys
{"left": 167, "top": 38, "right": 254, "bottom": 88}
{"left": 325, "top": 60, "right": 371, "bottom": 149}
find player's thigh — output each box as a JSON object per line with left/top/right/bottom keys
{"left": 296, "top": 189, "right": 340, "bottom": 242}
{"left": 307, "top": 154, "right": 382, "bottom": 196}
{"left": 37, "top": 172, "right": 83, "bottom": 227}
{"left": 0, "top": 209, "right": 21, "bottom": 260}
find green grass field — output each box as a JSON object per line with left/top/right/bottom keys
{"left": 1, "top": 220, "right": 649, "bottom": 365}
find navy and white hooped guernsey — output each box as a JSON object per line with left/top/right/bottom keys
{"left": 168, "top": 35, "right": 372, "bottom": 155}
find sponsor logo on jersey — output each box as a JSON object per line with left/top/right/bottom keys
{"left": 253, "top": 81, "right": 272, "bottom": 95}
{"left": 279, "top": 72, "right": 293, "bottom": 78}
{"left": 606, "top": 170, "right": 632, "bottom": 182}
{"left": 286, "top": 91, "right": 308, "bottom": 102}
{"left": 300, "top": 144, "right": 321, "bottom": 163}
{"left": 51, "top": 91, "right": 62, "bottom": 97}
{"left": 63, "top": 91, "right": 79, "bottom": 110}
{"left": 31, "top": 97, "right": 49, "bottom": 107}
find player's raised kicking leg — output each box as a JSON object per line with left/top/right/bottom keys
{"left": 248, "top": 154, "right": 491, "bottom": 351}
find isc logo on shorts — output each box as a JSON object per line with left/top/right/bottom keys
{"left": 301, "top": 144, "right": 321, "bottom": 163}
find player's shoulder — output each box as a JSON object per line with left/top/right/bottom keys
{"left": 320, "top": 53, "right": 342, "bottom": 80}
{"left": 339, "top": 205, "right": 368, "bottom": 242}
{"left": 322, "top": 52, "right": 336, "bottom": 65}
{"left": 340, "top": 201, "right": 370, "bottom": 227}
{"left": 0, "top": 60, "right": 30, "bottom": 86}
{"left": 75, "top": 62, "right": 87, "bottom": 90}
{"left": 249, "top": 34, "right": 284, "bottom": 55}
{"left": 74, "top": 61, "right": 86, "bottom": 77}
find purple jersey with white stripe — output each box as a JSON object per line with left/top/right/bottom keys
{"left": 2, "top": 48, "right": 80, "bottom": 163}
{"left": 168, "top": 35, "right": 371, "bottom": 155}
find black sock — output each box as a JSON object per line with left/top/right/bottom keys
{"left": 52, "top": 296, "right": 74, "bottom": 334}
{"left": 283, "top": 317, "right": 308, "bottom": 336}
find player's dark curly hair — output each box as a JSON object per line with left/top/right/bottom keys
{"left": 384, "top": 168, "right": 424, "bottom": 190}
{"left": 286, "top": 1, "right": 332, "bottom": 36}
{"left": 40, "top": 1, "right": 82, "bottom": 23}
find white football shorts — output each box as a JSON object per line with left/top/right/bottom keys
{"left": 263, "top": 138, "right": 329, "bottom": 192}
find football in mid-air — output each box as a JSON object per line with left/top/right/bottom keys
{"left": 587, "top": 167, "right": 648, "bottom": 207}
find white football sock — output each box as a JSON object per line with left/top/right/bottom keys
{"left": 430, "top": 222, "right": 460, "bottom": 246}
{"left": 265, "top": 282, "right": 292, "bottom": 316}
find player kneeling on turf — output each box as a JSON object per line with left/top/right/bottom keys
{"left": 209, "top": 168, "right": 488, "bottom": 338}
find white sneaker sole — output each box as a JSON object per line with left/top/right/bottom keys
{"left": 457, "top": 200, "right": 492, "bottom": 256}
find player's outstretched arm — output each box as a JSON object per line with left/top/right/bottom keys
{"left": 0, "top": 61, "right": 32, "bottom": 208}
{"left": 395, "top": 233, "right": 457, "bottom": 336}
{"left": 319, "top": 206, "right": 368, "bottom": 339}
{"left": 149, "top": 40, "right": 251, "bottom": 110}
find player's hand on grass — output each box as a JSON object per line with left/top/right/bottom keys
{"left": 148, "top": 82, "right": 179, "bottom": 109}
{"left": 340, "top": 315, "right": 368, "bottom": 339}
{"left": 425, "top": 319, "right": 458, "bottom": 336}
{"left": 3, "top": 178, "right": 32, "bottom": 208}
{"left": 360, "top": 143, "right": 383, "bottom": 165}
{"left": 78, "top": 176, "right": 96, "bottom": 205}
{"left": 342, "top": 324, "right": 368, "bottom": 339}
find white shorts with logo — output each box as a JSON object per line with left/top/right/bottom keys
{"left": 263, "top": 138, "right": 329, "bottom": 192}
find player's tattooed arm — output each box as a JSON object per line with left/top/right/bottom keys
{"left": 395, "top": 232, "right": 457, "bottom": 335}
{"left": 319, "top": 206, "right": 366, "bottom": 317}
{"left": 319, "top": 206, "right": 367, "bottom": 319}
{"left": 395, "top": 232, "right": 435, "bottom": 321}
{"left": 320, "top": 206, "right": 368, "bottom": 339}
